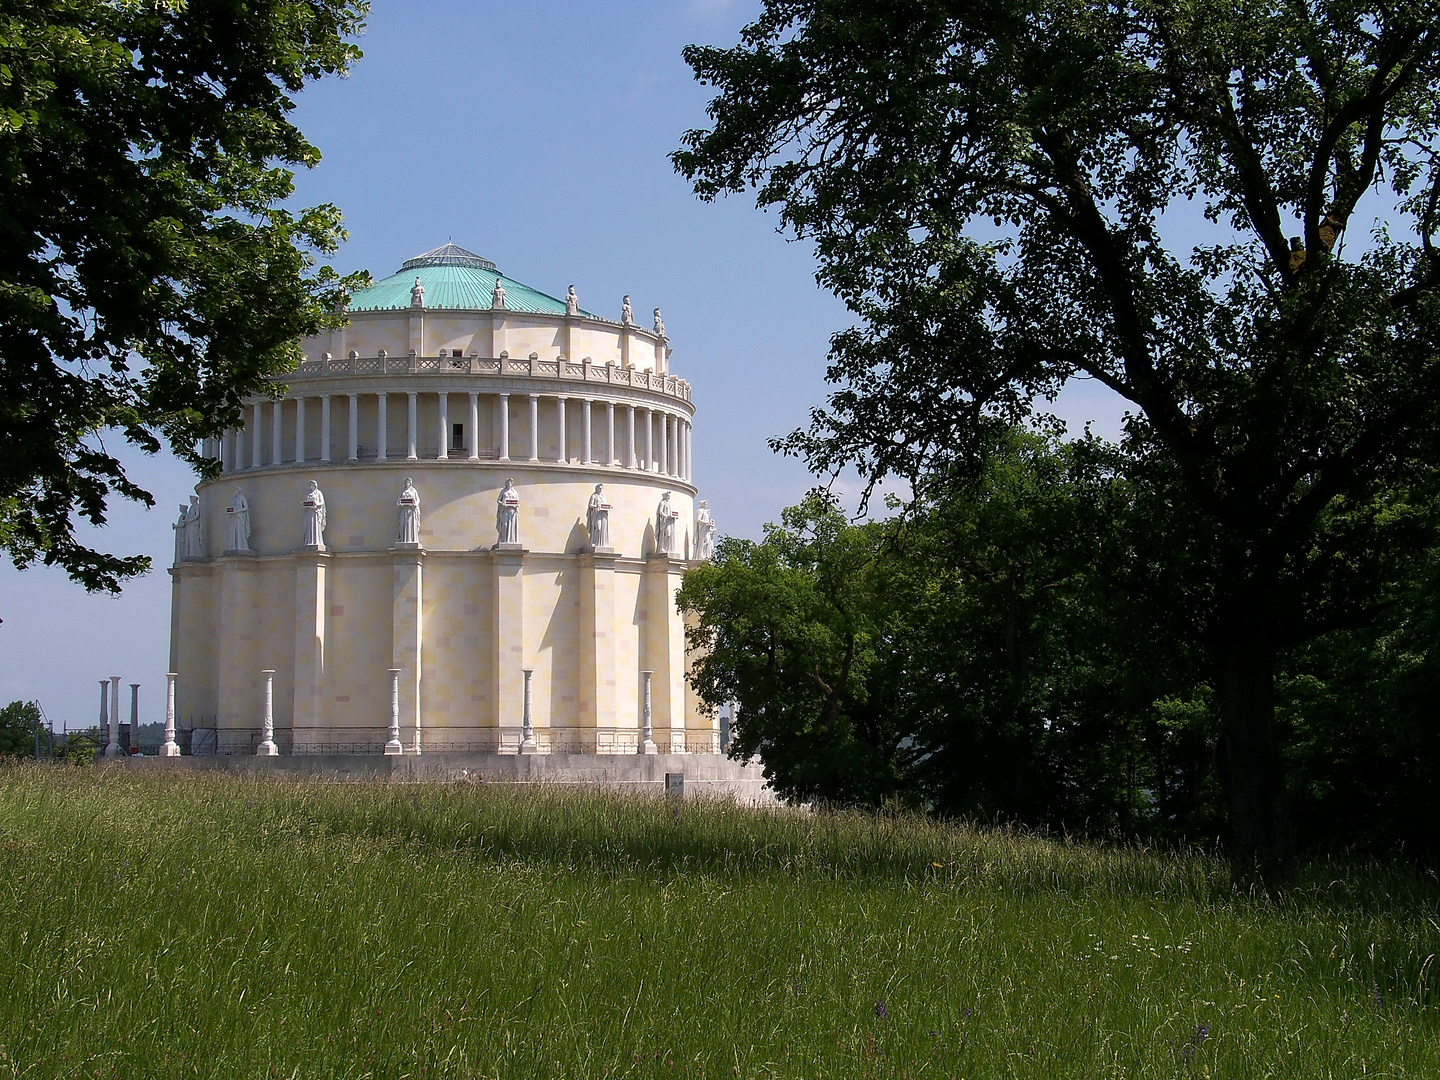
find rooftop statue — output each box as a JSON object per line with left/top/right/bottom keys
{"left": 653, "top": 307, "right": 666, "bottom": 338}
{"left": 492, "top": 279, "right": 506, "bottom": 309}
{"left": 410, "top": 276, "right": 424, "bottom": 307}
{"left": 566, "top": 285, "right": 579, "bottom": 316}
{"left": 621, "top": 295, "right": 633, "bottom": 325}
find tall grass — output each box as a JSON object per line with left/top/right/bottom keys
{"left": 0, "top": 765, "right": 1437, "bottom": 1078}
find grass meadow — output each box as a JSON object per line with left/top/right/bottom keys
{"left": 0, "top": 766, "right": 1437, "bottom": 1078}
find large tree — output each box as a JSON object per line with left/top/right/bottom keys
{"left": 0, "top": 0, "right": 367, "bottom": 593}
{"left": 674, "top": 0, "right": 1440, "bottom": 872}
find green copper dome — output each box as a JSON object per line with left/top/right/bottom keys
{"left": 346, "top": 243, "right": 597, "bottom": 317}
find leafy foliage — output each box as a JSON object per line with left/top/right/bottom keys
{"left": 0, "top": 700, "right": 41, "bottom": 758}
{"left": 0, "top": 0, "right": 369, "bottom": 592}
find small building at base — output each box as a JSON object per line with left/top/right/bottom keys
{"left": 168, "top": 243, "right": 717, "bottom": 755}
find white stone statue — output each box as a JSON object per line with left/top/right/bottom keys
{"left": 397, "top": 477, "right": 421, "bottom": 545}
{"left": 302, "top": 480, "right": 326, "bottom": 548}
{"left": 565, "top": 285, "right": 579, "bottom": 316}
{"left": 653, "top": 307, "right": 666, "bottom": 337}
{"left": 586, "top": 484, "right": 612, "bottom": 550}
{"left": 492, "top": 279, "right": 506, "bottom": 309}
{"left": 695, "top": 500, "right": 716, "bottom": 561}
{"left": 621, "top": 295, "right": 633, "bottom": 325}
{"left": 172, "top": 503, "right": 187, "bottom": 563}
{"left": 410, "top": 276, "right": 424, "bottom": 307}
{"left": 226, "top": 488, "right": 251, "bottom": 552}
{"left": 496, "top": 478, "right": 519, "bottom": 546}
{"left": 655, "top": 491, "right": 679, "bottom": 555}
{"left": 184, "top": 495, "right": 203, "bottom": 558}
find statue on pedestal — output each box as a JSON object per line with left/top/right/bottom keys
{"left": 496, "top": 478, "right": 520, "bottom": 546}
{"left": 655, "top": 491, "right": 679, "bottom": 555}
{"left": 621, "top": 295, "right": 633, "bottom": 325}
{"left": 410, "top": 276, "right": 425, "bottom": 307}
{"left": 565, "top": 285, "right": 579, "bottom": 316}
{"left": 302, "top": 481, "right": 326, "bottom": 548}
{"left": 172, "top": 503, "right": 188, "bottom": 564}
{"left": 397, "top": 478, "right": 421, "bottom": 545}
{"left": 695, "top": 500, "right": 716, "bottom": 561}
{"left": 226, "top": 488, "right": 251, "bottom": 552}
{"left": 183, "top": 495, "right": 203, "bottom": 558}
{"left": 586, "top": 484, "right": 612, "bottom": 550}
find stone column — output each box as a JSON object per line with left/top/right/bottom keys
{"left": 106, "top": 676, "right": 122, "bottom": 757}
{"left": 580, "top": 550, "right": 617, "bottom": 751}
{"left": 468, "top": 392, "right": 480, "bottom": 461}
{"left": 519, "top": 668, "right": 537, "bottom": 753}
{"left": 385, "top": 668, "right": 404, "bottom": 755}
{"left": 257, "top": 669, "right": 278, "bottom": 756}
{"left": 644, "top": 408, "right": 654, "bottom": 472}
{"left": 606, "top": 402, "right": 616, "bottom": 466}
{"left": 252, "top": 403, "right": 263, "bottom": 468}
{"left": 320, "top": 395, "right": 331, "bottom": 463}
{"left": 292, "top": 549, "right": 328, "bottom": 751}
{"left": 376, "top": 393, "right": 388, "bottom": 462}
{"left": 295, "top": 396, "right": 306, "bottom": 463}
{"left": 271, "top": 400, "right": 283, "bottom": 465}
{"left": 659, "top": 413, "right": 669, "bottom": 476}
{"left": 393, "top": 547, "right": 424, "bottom": 755}
{"left": 640, "top": 670, "right": 657, "bottom": 754}
{"left": 498, "top": 393, "right": 511, "bottom": 461}
{"left": 220, "top": 431, "right": 231, "bottom": 473}
{"left": 128, "top": 683, "right": 139, "bottom": 755}
{"left": 347, "top": 394, "right": 359, "bottom": 461}
{"left": 437, "top": 392, "right": 449, "bottom": 460}
{"left": 582, "top": 399, "right": 593, "bottom": 464}
{"left": 491, "top": 544, "right": 525, "bottom": 750}
{"left": 406, "top": 391, "right": 418, "bottom": 461}
{"left": 556, "top": 397, "right": 568, "bottom": 463}
{"left": 527, "top": 394, "right": 540, "bottom": 461}
{"left": 161, "top": 672, "right": 180, "bottom": 756}
{"left": 626, "top": 405, "right": 636, "bottom": 469}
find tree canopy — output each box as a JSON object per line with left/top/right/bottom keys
{"left": 675, "top": 0, "right": 1440, "bottom": 873}
{"left": 0, "top": 0, "right": 368, "bottom": 593}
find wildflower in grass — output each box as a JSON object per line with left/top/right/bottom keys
{"left": 874, "top": 1000, "right": 889, "bottom": 1019}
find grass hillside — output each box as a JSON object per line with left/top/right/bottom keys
{"left": 0, "top": 767, "right": 1437, "bottom": 1078}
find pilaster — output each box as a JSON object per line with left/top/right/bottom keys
{"left": 292, "top": 550, "right": 329, "bottom": 745}
{"left": 392, "top": 546, "right": 424, "bottom": 754}
{"left": 580, "top": 550, "right": 618, "bottom": 751}
{"left": 491, "top": 545, "right": 526, "bottom": 744}
{"left": 644, "top": 553, "right": 686, "bottom": 752}
{"left": 216, "top": 555, "right": 260, "bottom": 743}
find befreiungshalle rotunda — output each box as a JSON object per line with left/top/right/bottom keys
{"left": 168, "top": 243, "right": 721, "bottom": 759}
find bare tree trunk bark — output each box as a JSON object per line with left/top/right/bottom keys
{"left": 1212, "top": 607, "right": 1293, "bottom": 882}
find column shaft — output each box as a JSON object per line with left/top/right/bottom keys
{"left": 377, "top": 393, "right": 388, "bottom": 462}
{"left": 499, "top": 394, "right": 510, "bottom": 461}
{"left": 556, "top": 397, "right": 567, "bottom": 463}
{"left": 644, "top": 409, "right": 653, "bottom": 472}
{"left": 320, "top": 395, "right": 331, "bottom": 462}
{"left": 252, "top": 403, "right": 262, "bottom": 468}
{"left": 347, "top": 394, "right": 359, "bottom": 461}
{"left": 468, "top": 392, "right": 480, "bottom": 461}
{"left": 659, "top": 413, "right": 668, "bottom": 476}
{"left": 271, "top": 400, "right": 282, "bottom": 465}
{"left": 582, "top": 399, "right": 593, "bottom": 464}
{"left": 406, "top": 391, "right": 418, "bottom": 460}
{"left": 528, "top": 394, "right": 539, "bottom": 461}
{"left": 295, "top": 397, "right": 306, "bottom": 463}
{"left": 437, "top": 392, "right": 449, "bottom": 460}
{"left": 627, "top": 405, "right": 636, "bottom": 468}
{"left": 606, "top": 402, "right": 616, "bottom": 466}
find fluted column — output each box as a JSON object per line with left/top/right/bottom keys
{"left": 582, "top": 399, "right": 593, "bottom": 464}
{"left": 320, "top": 395, "right": 331, "bottom": 462}
{"left": 606, "top": 402, "right": 616, "bottom": 466}
{"left": 468, "top": 392, "right": 480, "bottom": 461}
{"left": 295, "top": 396, "right": 306, "bottom": 463}
{"left": 437, "top": 392, "right": 449, "bottom": 460}
{"left": 347, "top": 393, "right": 359, "bottom": 461}
{"left": 556, "top": 397, "right": 568, "bottom": 464}
{"left": 252, "top": 403, "right": 262, "bottom": 468}
{"left": 406, "top": 391, "right": 418, "bottom": 461}
{"left": 528, "top": 394, "right": 539, "bottom": 462}
{"left": 377, "top": 393, "right": 388, "bottom": 462}
{"left": 498, "top": 393, "right": 510, "bottom": 461}
{"left": 271, "top": 400, "right": 282, "bottom": 465}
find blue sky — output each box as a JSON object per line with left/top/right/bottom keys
{"left": 0, "top": 0, "right": 1127, "bottom": 729}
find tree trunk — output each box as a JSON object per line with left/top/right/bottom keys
{"left": 1212, "top": 612, "right": 1293, "bottom": 881}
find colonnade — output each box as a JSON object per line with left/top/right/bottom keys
{"left": 212, "top": 391, "right": 693, "bottom": 481}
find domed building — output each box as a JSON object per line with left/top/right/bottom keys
{"left": 169, "top": 243, "right": 720, "bottom": 758}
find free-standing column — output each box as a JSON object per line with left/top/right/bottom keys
{"left": 527, "top": 394, "right": 540, "bottom": 461}
{"left": 393, "top": 547, "right": 423, "bottom": 755}
{"left": 161, "top": 673, "right": 180, "bottom": 756}
{"left": 556, "top": 397, "right": 568, "bottom": 464}
{"left": 295, "top": 396, "right": 306, "bottom": 463}
{"left": 257, "top": 669, "right": 278, "bottom": 756}
{"left": 406, "top": 391, "right": 418, "bottom": 460}
{"left": 128, "top": 683, "right": 139, "bottom": 755}
{"left": 320, "top": 395, "right": 331, "bottom": 462}
{"left": 271, "top": 401, "right": 283, "bottom": 465}
{"left": 644, "top": 409, "right": 654, "bottom": 472}
{"left": 220, "top": 431, "right": 231, "bottom": 473}
{"left": 626, "top": 405, "right": 636, "bottom": 468}
{"left": 468, "top": 392, "right": 480, "bottom": 461}
{"left": 106, "top": 676, "right": 122, "bottom": 757}
{"left": 376, "top": 393, "right": 388, "bottom": 462}
{"left": 582, "top": 399, "right": 593, "bottom": 464}
{"left": 384, "top": 668, "right": 403, "bottom": 755}
{"left": 519, "top": 668, "right": 537, "bottom": 753}
{"left": 606, "top": 402, "right": 616, "bottom": 466}
{"left": 639, "top": 670, "right": 657, "bottom": 754}
{"left": 498, "top": 394, "right": 511, "bottom": 461}
{"left": 659, "top": 413, "right": 669, "bottom": 476}
{"left": 347, "top": 394, "right": 358, "bottom": 461}
{"left": 437, "top": 392, "right": 449, "bottom": 460}
{"left": 252, "top": 403, "right": 263, "bottom": 468}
